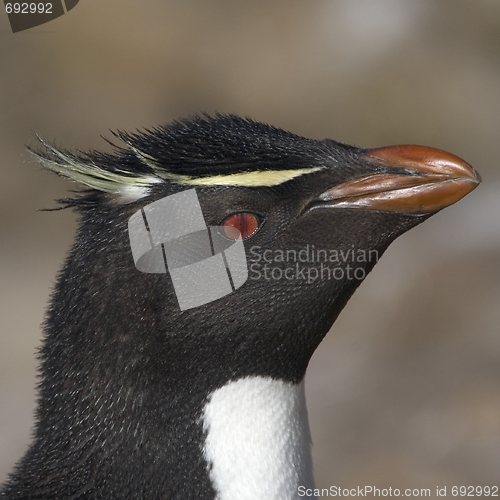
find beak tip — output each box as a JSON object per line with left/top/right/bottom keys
{"left": 473, "top": 169, "right": 482, "bottom": 185}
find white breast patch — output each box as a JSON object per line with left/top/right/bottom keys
{"left": 202, "top": 376, "right": 316, "bottom": 500}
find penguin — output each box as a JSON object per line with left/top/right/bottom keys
{"left": 0, "top": 114, "right": 480, "bottom": 500}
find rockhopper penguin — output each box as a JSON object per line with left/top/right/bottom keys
{"left": 0, "top": 115, "right": 480, "bottom": 499}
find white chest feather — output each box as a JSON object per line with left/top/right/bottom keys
{"left": 202, "top": 376, "right": 316, "bottom": 500}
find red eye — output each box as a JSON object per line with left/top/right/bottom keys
{"left": 222, "top": 213, "right": 260, "bottom": 240}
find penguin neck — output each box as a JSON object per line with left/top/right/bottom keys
{"left": 9, "top": 217, "right": 320, "bottom": 499}
{"left": 202, "top": 376, "right": 316, "bottom": 500}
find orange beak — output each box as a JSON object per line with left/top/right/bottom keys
{"left": 320, "top": 145, "right": 481, "bottom": 213}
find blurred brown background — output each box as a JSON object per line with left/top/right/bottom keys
{"left": 1, "top": 0, "right": 499, "bottom": 492}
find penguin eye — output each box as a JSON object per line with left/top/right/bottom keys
{"left": 222, "top": 213, "right": 260, "bottom": 240}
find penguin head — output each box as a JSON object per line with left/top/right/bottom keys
{"left": 33, "top": 114, "right": 480, "bottom": 385}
